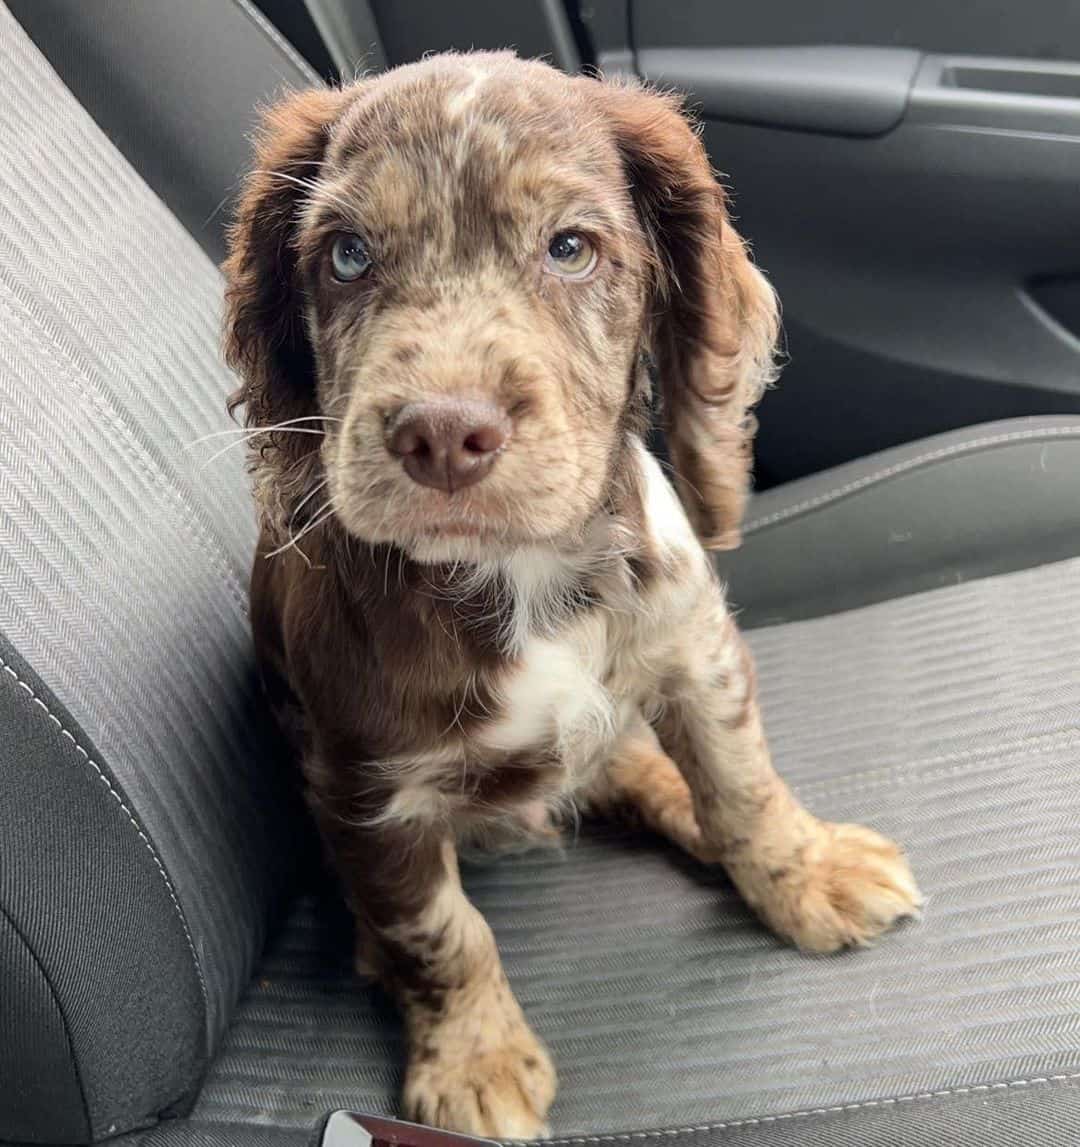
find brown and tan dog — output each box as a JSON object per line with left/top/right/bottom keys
{"left": 222, "top": 52, "right": 920, "bottom": 1138}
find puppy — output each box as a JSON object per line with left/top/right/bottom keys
{"left": 223, "top": 53, "right": 920, "bottom": 1138}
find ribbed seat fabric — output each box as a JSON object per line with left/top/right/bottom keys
{"left": 135, "top": 556, "right": 1080, "bottom": 1144}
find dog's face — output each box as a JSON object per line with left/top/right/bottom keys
{"left": 303, "top": 57, "right": 651, "bottom": 560}
{"left": 224, "top": 54, "right": 778, "bottom": 560}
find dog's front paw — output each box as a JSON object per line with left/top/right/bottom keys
{"left": 750, "top": 820, "right": 922, "bottom": 953}
{"left": 403, "top": 993, "right": 556, "bottom": 1137}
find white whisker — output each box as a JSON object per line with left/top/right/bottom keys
{"left": 186, "top": 415, "right": 342, "bottom": 449}
{"left": 254, "top": 169, "right": 364, "bottom": 219}
{"left": 197, "top": 427, "right": 328, "bottom": 470}
{"left": 265, "top": 499, "right": 337, "bottom": 562}
{"left": 290, "top": 478, "right": 330, "bottom": 527}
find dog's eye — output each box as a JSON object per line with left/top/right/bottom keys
{"left": 545, "top": 232, "right": 596, "bottom": 279}
{"left": 330, "top": 233, "right": 372, "bottom": 282}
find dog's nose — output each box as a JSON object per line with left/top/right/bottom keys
{"left": 387, "top": 399, "right": 510, "bottom": 492}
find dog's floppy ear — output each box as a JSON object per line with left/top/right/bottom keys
{"left": 222, "top": 86, "right": 349, "bottom": 525}
{"left": 591, "top": 79, "right": 780, "bottom": 549}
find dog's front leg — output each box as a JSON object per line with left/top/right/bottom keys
{"left": 314, "top": 803, "right": 555, "bottom": 1137}
{"left": 658, "top": 585, "right": 922, "bottom": 952}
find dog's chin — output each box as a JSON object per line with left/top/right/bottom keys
{"left": 333, "top": 507, "right": 518, "bottom": 563}
{"left": 405, "top": 532, "right": 502, "bottom": 564}
{"left": 402, "top": 528, "right": 519, "bottom": 566}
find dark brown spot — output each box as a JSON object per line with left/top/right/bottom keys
{"left": 470, "top": 753, "right": 562, "bottom": 808}
{"left": 626, "top": 552, "right": 656, "bottom": 589}
{"left": 393, "top": 342, "right": 421, "bottom": 364}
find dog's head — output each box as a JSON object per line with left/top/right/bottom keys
{"left": 224, "top": 54, "right": 778, "bottom": 561}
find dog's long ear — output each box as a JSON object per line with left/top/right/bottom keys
{"left": 591, "top": 80, "right": 780, "bottom": 549}
{"left": 222, "top": 87, "right": 349, "bottom": 524}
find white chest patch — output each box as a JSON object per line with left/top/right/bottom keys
{"left": 471, "top": 546, "right": 620, "bottom": 768}
{"left": 479, "top": 620, "right": 617, "bottom": 764}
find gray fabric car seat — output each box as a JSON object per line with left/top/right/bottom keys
{"left": 2, "top": 4, "right": 1080, "bottom": 1146}
{"left": 3, "top": 0, "right": 322, "bottom": 264}
{"left": 0, "top": 5, "right": 316, "bottom": 1141}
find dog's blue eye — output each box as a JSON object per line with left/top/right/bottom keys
{"left": 545, "top": 231, "right": 596, "bottom": 278}
{"left": 330, "top": 233, "right": 372, "bottom": 282}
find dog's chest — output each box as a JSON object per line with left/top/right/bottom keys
{"left": 467, "top": 447, "right": 703, "bottom": 782}
{"left": 477, "top": 616, "right": 631, "bottom": 774}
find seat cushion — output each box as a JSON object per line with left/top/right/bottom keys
{"left": 128, "top": 553, "right": 1080, "bottom": 1145}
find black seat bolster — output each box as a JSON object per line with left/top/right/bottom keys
{"left": 0, "top": 636, "right": 205, "bottom": 1143}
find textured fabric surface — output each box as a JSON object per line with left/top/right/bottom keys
{"left": 128, "top": 554, "right": 1080, "bottom": 1143}
{"left": 6, "top": 0, "right": 321, "bottom": 262}
{"left": 0, "top": 2, "right": 302, "bottom": 1116}
{"left": 0, "top": 907, "right": 87, "bottom": 1144}
{"left": 124, "top": 1075, "right": 1080, "bottom": 1147}
{"left": 0, "top": 635, "right": 204, "bottom": 1142}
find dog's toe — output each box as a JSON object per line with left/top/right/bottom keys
{"left": 403, "top": 1021, "right": 556, "bottom": 1137}
{"left": 750, "top": 820, "right": 921, "bottom": 954}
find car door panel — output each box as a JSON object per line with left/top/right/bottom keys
{"left": 581, "top": 3, "right": 1080, "bottom": 485}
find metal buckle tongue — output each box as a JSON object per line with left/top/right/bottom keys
{"left": 320, "top": 1112, "right": 503, "bottom": 1147}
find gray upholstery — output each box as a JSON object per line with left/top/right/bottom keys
{"left": 0, "top": 7, "right": 303, "bottom": 1138}
{"left": 3, "top": 4, "right": 1080, "bottom": 1146}
{"left": 5, "top": 0, "right": 321, "bottom": 263}
{"left": 0, "top": 637, "right": 203, "bottom": 1143}
{"left": 719, "top": 415, "right": 1080, "bottom": 628}
{"left": 120, "top": 551, "right": 1080, "bottom": 1145}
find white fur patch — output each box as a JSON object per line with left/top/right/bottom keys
{"left": 633, "top": 439, "right": 698, "bottom": 559}
{"left": 374, "top": 782, "right": 449, "bottom": 827}
{"left": 475, "top": 549, "right": 617, "bottom": 763}
{"left": 445, "top": 66, "right": 486, "bottom": 118}
{"left": 480, "top": 626, "right": 615, "bottom": 759}
{"left": 497, "top": 546, "right": 582, "bottom": 654}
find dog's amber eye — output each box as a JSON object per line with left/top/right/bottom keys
{"left": 545, "top": 232, "right": 596, "bottom": 279}
{"left": 330, "top": 233, "right": 372, "bottom": 282}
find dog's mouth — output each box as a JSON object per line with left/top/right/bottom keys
{"left": 390, "top": 483, "right": 526, "bottom": 542}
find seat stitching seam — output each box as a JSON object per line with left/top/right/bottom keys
{"left": 532, "top": 1070, "right": 1080, "bottom": 1144}
{"left": 0, "top": 657, "right": 210, "bottom": 1026}
{"left": 231, "top": 0, "right": 323, "bottom": 85}
{"left": 745, "top": 427, "right": 1080, "bottom": 534}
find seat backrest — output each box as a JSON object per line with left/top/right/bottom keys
{"left": 0, "top": 5, "right": 305, "bottom": 1140}
{"left": 5, "top": 0, "right": 323, "bottom": 263}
